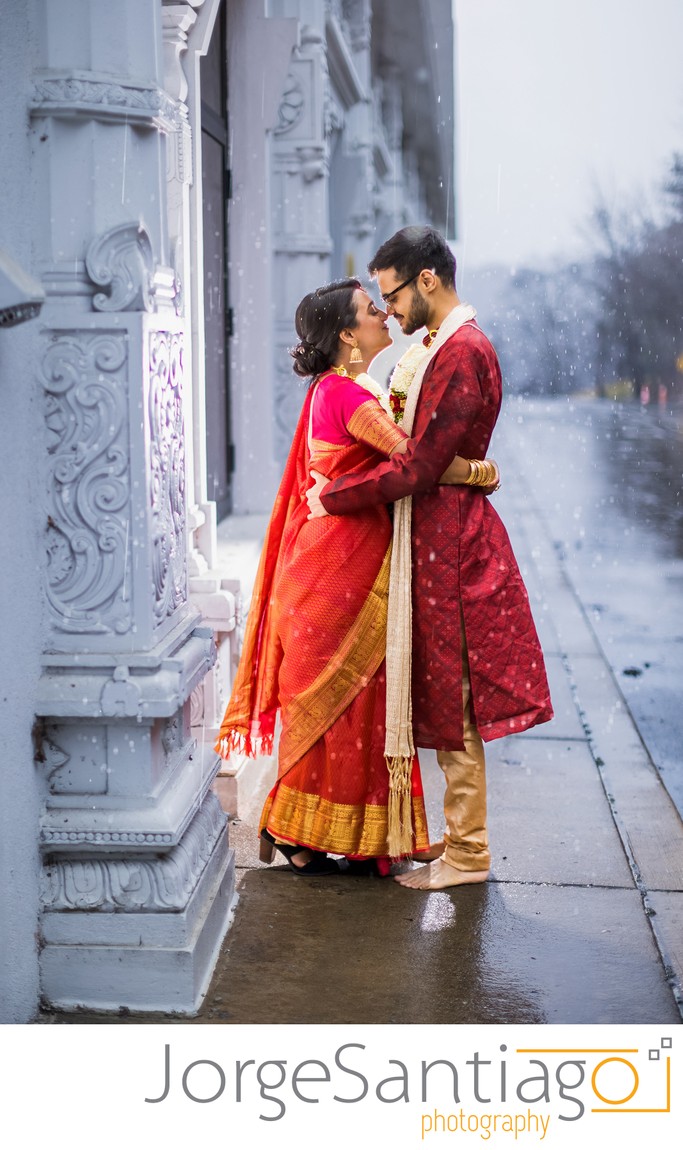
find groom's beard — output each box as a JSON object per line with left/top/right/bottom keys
{"left": 400, "top": 285, "right": 431, "bottom": 335}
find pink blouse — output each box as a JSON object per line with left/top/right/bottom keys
{"left": 311, "top": 373, "right": 406, "bottom": 456}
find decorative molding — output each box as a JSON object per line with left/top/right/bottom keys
{"left": 167, "top": 111, "right": 194, "bottom": 188}
{"left": 274, "top": 364, "right": 307, "bottom": 465}
{"left": 100, "top": 667, "right": 143, "bottom": 717}
{"left": 31, "top": 73, "right": 182, "bottom": 132}
{"left": 300, "top": 24, "right": 325, "bottom": 49}
{"left": 324, "top": 91, "right": 345, "bottom": 137}
{"left": 273, "top": 232, "right": 333, "bottom": 255}
{"left": 40, "top": 738, "right": 71, "bottom": 786}
{"left": 85, "top": 223, "right": 156, "bottom": 313}
{"left": 41, "top": 793, "right": 225, "bottom": 912}
{"left": 274, "top": 73, "right": 306, "bottom": 136}
{"left": 296, "top": 144, "right": 328, "bottom": 183}
{"left": 325, "top": 14, "right": 366, "bottom": 110}
{"left": 42, "top": 828, "right": 174, "bottom": 847}
{"left": 149, "top": 330, "right": 188, "bottom": 624}
{"left": 41, "top": 333, "right": 132, "bottom": 636}
{"left": 162, "top": 713, "right": 182, "bottom": 755}
{"left": 37, "top": 626, "right": 214, "bottom": 720}
{"left": 190, "top": 684, "right": 205, "bottom": 727}
{"left": 162, "top": 3, "right": 199, "bottom": 103}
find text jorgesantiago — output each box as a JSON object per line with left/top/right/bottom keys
{"left": 144, "top": 1042, "right": 589, "bottom": 1122}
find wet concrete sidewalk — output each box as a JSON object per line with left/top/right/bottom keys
{"left": 42, "top": 407, "right": 683, "bottom": 1027}
{"left": 189, "top": 412, "right": 683, "bottom": 1027}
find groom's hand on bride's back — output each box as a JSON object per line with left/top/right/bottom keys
{"left": 307, "top": 470, "right": 330, "bottom": 518}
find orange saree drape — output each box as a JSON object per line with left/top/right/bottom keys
{"left": 215, "top": 378, "right": 429, "bottom": 859}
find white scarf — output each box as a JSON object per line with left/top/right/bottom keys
{"left": 384, "top": 303, "right": 477, "bottom": 855}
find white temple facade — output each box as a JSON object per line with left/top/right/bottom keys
{"left": 0, "top": 0, "right": 455, "bottom": 1022}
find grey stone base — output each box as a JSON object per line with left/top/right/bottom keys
{"left": 40, "top": 830, "right": 235, "bottom": 1015}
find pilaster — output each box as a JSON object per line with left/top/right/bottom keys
{"left": 31, "top": 0, "right": 233, "bottom": 1014}
{"left": 271, "top": 19, "right": 335, "bottom": 460}
{"left": 159, "top": 0, "right": 241, "bottom": 786}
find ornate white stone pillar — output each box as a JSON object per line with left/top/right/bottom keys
{"left": 326, "top": 0, "right": 375, "bottom": 281}
{"left": 159, "top": 0, "right": 240, "bottom": 796}
{"left": 30, "top": 0, "right": 233, "bottom": 1013}
{"left": 271, "top": 18, "right": 335, "bottom": 459}
{"left": 228, "top": 0, "right": 299, "bottom": 507}
{"left": 376, "top": 65, "right": 409, "bottom": 233}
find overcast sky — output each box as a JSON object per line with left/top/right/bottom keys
{"left": 452, "top": 0, "right": 683, "bottom": 275}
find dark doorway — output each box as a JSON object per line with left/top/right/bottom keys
{"left": 201, "top": 2, "right": 233, "bottom": 520}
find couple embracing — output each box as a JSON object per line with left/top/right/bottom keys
{"left": 216, "top": 226, "right": 553, "bottom": 889}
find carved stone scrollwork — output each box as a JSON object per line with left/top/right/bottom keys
{"left": 86, "top": 223, "right": 156, "bottom": 313}
{"left": 41, "top": 334, "right": 132, "bottom": 635}
{"left": 190, "top": 684, "right": 205, "bottom": 727}
{"left": 149, "top": 331, "right": 187, "bottom": 624}
{"left": 162, "top": 713, "right": 182, "bottom": 755}
{"left": 40, "top": 738, "right": 71, "bottom": 787}
{"left": 41, "top": 792, "right": 225, "bottom": 912}
{"left": 31, "top": 76, "right": 180, "bottom": 132}
{"left": 274, "top": 73, "right": 306, "bottom": 136}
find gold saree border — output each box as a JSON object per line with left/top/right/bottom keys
{"left": 261, "top": 782, "right": 429, "bottom": 857}
{"left": 347, "top": 401, "right": 406, "bottom": 456}
{"left": 278, "top": 544, "right": 392, "bottom": 774}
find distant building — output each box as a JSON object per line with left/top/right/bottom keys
{"left": 0, "top": 0, "right": 455, "bottom": 1021}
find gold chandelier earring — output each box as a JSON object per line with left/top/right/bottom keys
{"left": 349, "top": 340, "right": 363, "bottom": 364}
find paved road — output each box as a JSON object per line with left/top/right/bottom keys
{"left": 495, "top": 397, "right": 683, "bottom": 816}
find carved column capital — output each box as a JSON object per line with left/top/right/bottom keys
{"left": 162, "top": 3, "right": 200, "bottom": 103}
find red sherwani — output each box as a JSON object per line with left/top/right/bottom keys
{"left": 320, "top": 322, "right": 554, "bottom": 751}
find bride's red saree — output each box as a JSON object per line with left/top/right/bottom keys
{"left": 215, "top": 374, "right": 428, "bottom": 859}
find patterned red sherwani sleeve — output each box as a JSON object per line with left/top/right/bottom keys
{"left": 320, "top": 332, "right": 495, "bottom": 513}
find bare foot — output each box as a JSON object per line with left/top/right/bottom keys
{"left": 412, "top": 842, "right": 446, "bottom": 862}
{"left": 394, "top": 859, "right": 489, "bottom": 889}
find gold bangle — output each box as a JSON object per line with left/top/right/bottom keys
{"left": 473, "top": 459, "right": 487, "bottom": 486}
{"left": 464, "top": 459, "right": 479, "bottom": 485}
{"left": 465, "top": 458, "right": 498, "bottom": 487}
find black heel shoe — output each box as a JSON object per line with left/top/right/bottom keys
{"left": 260, "top": 829, "right": 341, "bottom": 876}
{"left": 342, "top": 858, "right": 388, "bottom": 877}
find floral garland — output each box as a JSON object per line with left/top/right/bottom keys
{"left": 386, "top": 342, "right": 432, "bottom": 425}
{"left": 351, "top": 371, "right": 393, "bottom": 415}
{"left": 347, "top": 342, "right": 432, "bottom": 426}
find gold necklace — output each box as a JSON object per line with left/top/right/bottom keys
{"left": 332, "top": 363, "right": 358, "bottom": 379}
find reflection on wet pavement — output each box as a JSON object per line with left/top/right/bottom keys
{"left": 495, "top": 397, "right": 683, "bottom": 816}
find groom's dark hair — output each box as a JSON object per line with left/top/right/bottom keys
{"left": 368, "top": 225, "right": 456, "bottom": 288}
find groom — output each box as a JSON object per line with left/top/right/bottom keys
{"left": 307, "top": 225, "right": 553, "bottom": 889}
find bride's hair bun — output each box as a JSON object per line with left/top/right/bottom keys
{"left": 290, "top": 278, "right": 361, "bottom": 379}
{"left": 291, "top": 338, "right": 330, "bottom": 379}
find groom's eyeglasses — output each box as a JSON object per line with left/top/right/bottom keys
{"left": 380, "top": 272, "right": 419, "bottom": 306}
